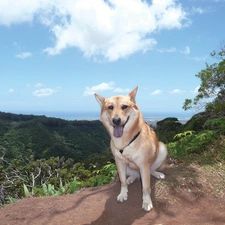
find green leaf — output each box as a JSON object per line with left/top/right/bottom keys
{"left": 23, "top": 184, "right": 30, "bottom": 197}
{"left": 69, "top": 178, "right": 77, "bottom": 194}
{"left": 6, "top": 197, "right": 19, "bottom": 204}
{"left": 42, "top": 184, "right": 48, "bottom": 195}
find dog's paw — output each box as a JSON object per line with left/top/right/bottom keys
{"left": 126, "top": 176, "right": 136, "bottom": 185}
{"left": 151, "top": 171, "right": 165, "bottom": 179}
{"left": 142, "top": 200, "right": 153, "bottom": 212}
{"left": 117, "top": 193, "right": 128, "bottom": 202}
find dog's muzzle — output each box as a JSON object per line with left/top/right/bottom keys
{"left": 112, "top": 116, "right": 129, "bottom": 138}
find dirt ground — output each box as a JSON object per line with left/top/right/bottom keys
{"left": 0, "top": 161, "right": 225, "bottom": 225}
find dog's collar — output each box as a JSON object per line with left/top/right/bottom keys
{"left": 119, "top": 131, "right": 141, "bottom": 154}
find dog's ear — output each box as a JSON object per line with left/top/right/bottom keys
{"left": 94, "top": 93, "right": 105, "bottom": 107}
{"left": 128, "top": 86, "right": 138, "bottom": 103}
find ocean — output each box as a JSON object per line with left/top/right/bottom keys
{"left": 27, "top": 111, "right": 193, "bottom": 126}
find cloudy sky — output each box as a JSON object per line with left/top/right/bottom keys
{"left": 1, "top": 0, "right": 225, "bottom": 118}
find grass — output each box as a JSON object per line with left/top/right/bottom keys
{"left": 152, "top": 147, "right": 225, "bottom": 204}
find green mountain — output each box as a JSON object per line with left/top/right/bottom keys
{"left": 0, "top": 112, "right": 110, "bottom": 162}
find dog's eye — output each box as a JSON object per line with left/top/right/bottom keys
{"left": 122, "top": 105, "right": 128, "bottom": 110}
{"left": 108, "top": 105, "right": 114, "bottom": 110}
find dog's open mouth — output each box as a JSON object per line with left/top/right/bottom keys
{"left": 113, "top": 116, "right": 129, "bottom": 138}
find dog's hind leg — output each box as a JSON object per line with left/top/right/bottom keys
{"left": 126, "top": 166, "right": 140, "bottom": 185}
{"left": 150, "top": 142, "right": 167, "bottom": 179}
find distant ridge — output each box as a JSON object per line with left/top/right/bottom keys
{"left": 0, "top": 111, "right": 110, "bottom": 162}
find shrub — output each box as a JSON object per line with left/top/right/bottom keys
{"left": 168, "top": 130, "right": 216, "bottom": 157}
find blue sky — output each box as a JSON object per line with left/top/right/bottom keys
{"left": 1, "top": 0, "right": 225, "bottom": 118}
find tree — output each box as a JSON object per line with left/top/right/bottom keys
{"left": 155, "top": 117, "right": 182, "bottom": 143}
{"left": 183, "top": 45, "right": 225, "bottom": 117}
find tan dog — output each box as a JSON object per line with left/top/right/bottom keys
{"left": 94, "top": 86, "right": 167, "bottom": 212}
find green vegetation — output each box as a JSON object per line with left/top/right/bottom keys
{"left": 0, "top": 112, "right": 110, "bottom": 162}
{"left": 0, "top": 46, "right": 225, "bottom": 208}
{"left": 183, "top": 45, "right": 225, "bottom": 117}
{"left": 0, "top": 112, "right": 114, "bottom": 206}
{"left": 0, "top": 148, "right": 116, "bottom": 206}
{"left": 155, "top": 117, "right": 183, "bottom": 143}
{"left": 157, "top": 45, "right": 225, "bottom": 160}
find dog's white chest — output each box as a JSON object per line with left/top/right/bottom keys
{"left": 120, "top": 147, "right": 140, "bottom": 170}
{"left": 119, "top": 146, "right": 135, "bottom": 162}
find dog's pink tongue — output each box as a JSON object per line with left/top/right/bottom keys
{"left": 114, "top": 125, "right": 124, "bottom": 138}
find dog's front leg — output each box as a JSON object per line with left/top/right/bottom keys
{"left": 139, "top": 164, "right": 153, "bottom": 212}
{"left": 115, "top": 159, "right": 128, "bottom": 202}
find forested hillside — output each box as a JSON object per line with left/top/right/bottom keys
{"left": 0, "top": 112, "right": 110, "bottom": 162}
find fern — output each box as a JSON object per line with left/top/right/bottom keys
{"left": 168, "top": 130, "right": 216, "bottom": 157}
{"left": 174, "top": 130, "right": 195, "bottom": 140}
{"left": 204, "top": 117, "right": 225, "bottom": 133}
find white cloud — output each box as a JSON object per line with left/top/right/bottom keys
{"left": 150, "top": 89, "right": 163, "bottom": 95}
{"left": 0, "top": 0, "right": 189, "bottom": 61}
{"left": 157, "top": 47, "right": 177, "bottom": 53}
{"left": 15, "top": 52, "right": 32, "bottom": 59}
{"left": 0, "top": 0, "right": 41, "bottom": 26}
{"left": 170, "top": 89, "right": 185, "bottom": 94}
{"left": 84, "top": 82, "right": 115, "bottom": 96}
{"left": 157, "top": 46, "right": 190, "bottom": 55}
{"left": 188, "top": 55, "right": 207, "bottom": 61}
{"left": 8, "top": 88, "right": 14, "bottom": 93}
{"left": 180, "top": 46, "right": 190, "bottom": 55}
{"left": 83, "top": 82, "right": 131, "bottom": 96}
{"left": 33, "top": 87, "right": 61, "bottom": 97}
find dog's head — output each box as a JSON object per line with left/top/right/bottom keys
{"left": 94, "top": 86, "right": 139, "bottom": 138}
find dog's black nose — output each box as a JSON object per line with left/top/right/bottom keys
{"left": 113, "top": 117, "right": 121, "bottom": 125}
